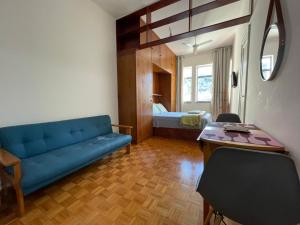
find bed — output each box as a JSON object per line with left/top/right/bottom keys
{"left": 153, "top": 103, "right": 212, "bottom": 140}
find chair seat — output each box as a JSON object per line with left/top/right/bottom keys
{"left": 21, "top": 133, "right": 131, "bottom": 191}
{"left": 198, "top": 147, "right": 300, "bottom": 225}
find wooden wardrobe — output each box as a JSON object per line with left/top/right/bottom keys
{"left": 117, "top": 19, "right": 176, "bottom": 143}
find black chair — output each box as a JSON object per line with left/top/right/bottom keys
{"left": 197, "top": 147, "right": 300, "bottom": 225}
{"left": 216, "top": 113, "right": 241, "bottom": 123}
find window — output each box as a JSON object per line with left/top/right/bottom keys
{"left": 183, "top": 67, "right": 192, "bottom": 102}
{"left": 196, "top": 64, "right": 213, "bottom": 102}
{"left": 261, "top": 55, "right": 274, "bottom": 80}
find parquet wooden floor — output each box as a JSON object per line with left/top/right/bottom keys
{"left": 2, "top": 137, "right": 205, "bottom": 225}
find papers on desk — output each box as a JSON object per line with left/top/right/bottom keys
{"left": 224, "top": 124, "right": 250, "bottom": 133}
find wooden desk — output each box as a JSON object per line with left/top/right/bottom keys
{"left": 197, "top": 122, "right": 286, "bottom": 223}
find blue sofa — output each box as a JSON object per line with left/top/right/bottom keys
{"left": 0, "top": 115, "right": 132, "bottom": 215}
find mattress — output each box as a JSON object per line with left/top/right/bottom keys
{"left": 153, "top": 112, "right": 212, "bottom": 130}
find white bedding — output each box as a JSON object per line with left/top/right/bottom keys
{"left": 153, "top": 111, "right": 212, "bottom": 130}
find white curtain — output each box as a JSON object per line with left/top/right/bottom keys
{"left": 212, "top": 46, "right": 232, "bottom": 119}
{"left": 176, "top": 56, "right": 183, "bottom": 112}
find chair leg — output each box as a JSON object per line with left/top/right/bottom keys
{"left": 204, "top": 207, "right": 214, "bottom": 225}
{"left": 126, "top": 144, "right": 131, "bottom": 154}
{"left": 214, "top": 213, "right": 223, "bottom": 225}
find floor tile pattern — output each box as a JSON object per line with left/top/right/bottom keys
{"left": 2, "top": 137, "right": 204, "bottom": 225}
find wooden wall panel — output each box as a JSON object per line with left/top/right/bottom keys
{"left": 154, "top": 44, "right": 177, "bottom": 112}
{"left": 158, "top": 73, "right": 172, "bottom": 111}
{"left": 117, "top": 19, "right": 177, "bottom": 143}
{"left": 170, "top": 54, "right": 177, "bottom": 112}
{"left": 153, "top": 73, "right": 160, "bottom": 102}
{"left": 151, "top": 45, "right": 161, "bottom": 67}
{"left": 160, "top": 45, "right": 168, "bottom": 72}
{"left": 117, "top": 50, "right": 138, "bottom": 142}
{"left": 136, "top": 48, "right": 153, "bottom": 142}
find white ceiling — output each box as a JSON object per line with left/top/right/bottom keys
{"left": 93, "top": 0, "right": 251, "bottom": 55}
{"left": 168, "top": 27, "right": 238, "bottom": 56}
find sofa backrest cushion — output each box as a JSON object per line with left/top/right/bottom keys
{"left": 0, "top": 115, "right": 113, "bottom": 159}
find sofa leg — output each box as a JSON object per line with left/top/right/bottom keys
{"left": 14, "top": 183, "right": 25, "bottom": 216}
{"left": 126, "top": 144, "right": 131, "bottom": 154}
{"left": 12, "top": 163, "right": 25, "bottom": 216}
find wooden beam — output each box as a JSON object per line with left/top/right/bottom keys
{"left": 139, "top": 15, "right": 251, "bottom": 49}
{"left": 125, "top": 0, "right": 240, "bottom": 35}
{"left": 250, "top": 0, "right": 254, "bottom": 15}
{"left": 189, "top": 0, "right": 192, "bottom": 31}
{"left": 146, "top": 8, "right": 152, "bottom": 42}
{"left": 141, "top": 0, "right": 240, "bottom": 32}
{"left": 140, "top": 11, "right": 189, "bottom": 33}
{"left": 118, "top": 0, "right": 182, "bottom": 21}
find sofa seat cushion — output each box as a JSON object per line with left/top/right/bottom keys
{"left": 21, "top": 133, "right": 131, "bottom": 190}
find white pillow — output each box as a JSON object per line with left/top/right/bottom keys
{"left": 153, "top": 104, "right": 161, "bottom": 114}
{"left": 153, "top": 103, "right": 168, "bottom": 113}
{"left": 157, "top": 103, "right": 168, "bottom": 112}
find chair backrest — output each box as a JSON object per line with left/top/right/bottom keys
{"left": 0, "top": 115, "right": 113, "bottom": 159}
{"left": 197, "top": 147, "right": 300, "bottom": 225}
{"left": 216, "top": 113, "right": 241, "bottom": 123}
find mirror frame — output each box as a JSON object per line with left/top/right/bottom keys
{"left": 260, "top": 0, "right": 286, "bottom": 81}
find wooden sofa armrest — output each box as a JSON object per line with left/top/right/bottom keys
{"left": 111, "top": 124, "right": 133, "bottom": 154}
{"left": 0, "top": 148, "right": 25, "bottom": 215}
{"left": 112, "top": 124, "right": 133, "bottom": 135}
{"left": 0, "top": 148, "right": 20, "bottom": 167}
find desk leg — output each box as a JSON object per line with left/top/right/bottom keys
{"left": 203, "top": 202, "right": 210, "bottom": 224}
{"left": 202, "top": 142, "right": 214, "bottom": 224}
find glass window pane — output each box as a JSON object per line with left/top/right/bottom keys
{"left": 197, "top": 65, "right": 213, "bottom": 76}
{"left": 183, "top": 78, "right": 192, "bottom": 102}
{"left": 196, "top": 64, "right": 213, "bottom": 102}
{"left": 183, "top": 67, "right": 192, "bottom": 102}
{"left": 262, "top": 55, "right": 273, "bottom": 70}
{"left": 197, "top": 76, "right": 213, "bottom": 102}
{"left": 262, "top": 55, "right": 273, "bottom": 80}
{"left": 183, "top": 67, "right": 192, "bottom": 78}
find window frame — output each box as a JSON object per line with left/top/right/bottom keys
{"left": 195, "top": 64, "right": 213, "bottom": 103}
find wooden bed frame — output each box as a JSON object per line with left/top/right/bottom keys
{"left": 153, "top": 127, "right": 202, "bottom": 141}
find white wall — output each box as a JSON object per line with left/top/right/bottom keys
{"left": 181, "top": 51, "right": 213, "bottom": 112}
{"left": 0, "top": 0, "right": 118, "bottom": 127}
{"left": 232, "top": 0, "right": 300, "bottom": 174}
{"left": 230, "top": 25, "right": 248, "bottom": 114}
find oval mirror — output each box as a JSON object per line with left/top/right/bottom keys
{"left": 260, "top": 24, "right": 281, "bottom": 81}
{"left": 260, "top": 0, "right": 286, "bottom": 81}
